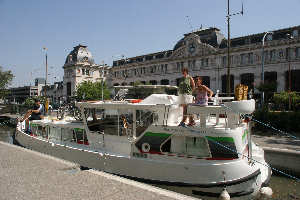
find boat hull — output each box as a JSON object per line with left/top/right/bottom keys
{"left": 14, "top": 128, "right": 268, "bottom": 198}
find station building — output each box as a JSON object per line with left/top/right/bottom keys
{"left": 110, "top": 26, "right": 300, "bottom": 94}
{"left": 62, "top": 44, "right": 110, "bottom": 99}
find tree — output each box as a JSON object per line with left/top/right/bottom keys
{"left": 0, "top": 66, "right": 14, "bottom": 99}
{"left": 256, "top": 81, "right": 277, "bottom": 103}
{"left": 24, "top": 96, "right": 47, "bottom": 107}
{"left": 75, "top": 81, "right": 111, "bottom": 101}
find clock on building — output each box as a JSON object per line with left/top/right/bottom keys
{"left": 188, "top": 42, "right": 196, "bottom": 54}
{"left": 82, "top": 56, "right": 88, "bottom": 62}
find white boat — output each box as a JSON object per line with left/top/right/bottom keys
{"left": 15, "top": 88, "right": 271, "bottom": 199}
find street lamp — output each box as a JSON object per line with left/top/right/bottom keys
{"left": 287, "top": 33, "right": 294, "bottom": 110}
{"left": 42, "top": 47, "right": 49, "bottom": 114}
{"left": 261, "top": 31, "right": 273, "bottom": 106}
{"left": 101, "top": 60, "right": 105, "bottom": 101}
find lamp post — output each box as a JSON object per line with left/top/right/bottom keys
{"left": 261, "top": 31, "right": 273, "bottom": 106}
{"left": 287, "top": 34, "right": 294, "bottom": 110}
{"left": 42, "top": 47, "right": 48, "bottom": 96}
{"left": 226, "top": 0, "right": 243, "bottom": 96}
{"left": 42, "top": 47, "right": 49, "bottom": 114}
{"left": 101, "top": 60, "right": 105, "bottom": 101}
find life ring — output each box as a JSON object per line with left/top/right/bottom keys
{"left": 141, "top": 143, "right": 150, "bottom": 152}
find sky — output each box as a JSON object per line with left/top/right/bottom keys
{"left": 0, "top": 0, "right": 299, "bottom": 87}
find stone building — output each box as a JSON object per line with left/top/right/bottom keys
{"left": 110, "top": 26, "right": 300, "bottom": 94}
{"left": 6, "top": 78, "right": 46, "bottom": 104}
{"left": 40, "top": 81, "right": 64, "bottom": 106}
{"left": 63, "top": 44, "right": 110, "bottom": 99}
{"left": 7, "top": 86, "right": 39, "bottom": 104}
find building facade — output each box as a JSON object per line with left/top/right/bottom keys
{"left": 40, "top": 81, "right": 64, "bottom": 106}
{"left": 63, "top": 44, "right": 110, "bottom": 99}
{"left": 110, "top": 26, "right": 300, "bottom": 94}
{"left": 7, "top": 86, "right": 39, "bottom": 104}
{"left": 6, "top": 78, "right": 46, "bottom": 104}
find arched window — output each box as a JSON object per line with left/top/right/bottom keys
{"left": 160, "top": 79, "right": 169, "bottom": 85}
{"left": 176, "top": 78, "right": 181, "bottom": 86}
{"left": 221, "top": 75, "right": 234, "bottom": 93}
{"left": 150, "top": 80, "right": 157, "bottom": 85}
{"left": 240, "top": 73, "right": 254, "bottom": 90}
{"left": 285, "top": 70, "right": 300, "bottom": 92}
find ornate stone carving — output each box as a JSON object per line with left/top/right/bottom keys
{"left": 170, "top": 33, "right": 217, "bottom": 59}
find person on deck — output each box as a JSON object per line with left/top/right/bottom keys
{"left": 178, "top": 67, "right": 195, "bottom": 127}
{"left": 19, "top": 99, "right": 44, "bottom": 133}
{"left": 194, "top": 76, "right": 213, "bottom": 106}
{"left": 187, "top": 76, "right": 214, "bottom": 126}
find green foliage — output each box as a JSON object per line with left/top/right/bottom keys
{"left": 24, "top": 96, "right": 47, "bottom": 107}
{"left": 256, "top": 81, "right": 277, "bottom": 93}
{"left": 133, "top": 81, "right": 142, "bottom": 86}
{"left": 75, "top": 81, "right": 110, "bottom": 101}
{"left": 253, "top": 110, "right": 300, "bottom": 136}
{"left": 255, "top": 81, "right": 277, "bottom": 103}
{"left": 0, "top": 66, "right": 14, "bottom": 99}
{"left": 273, "top": 92, "right": 300, "bottom": 111}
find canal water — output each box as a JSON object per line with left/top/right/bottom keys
{"left": 0, "top": 121, "right": 299, "bottom": 200}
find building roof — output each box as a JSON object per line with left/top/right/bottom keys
{"left": 174, "top": 27, "right": 226, "bottom": 50}
{"left": 64, "top": 44, "right": 95, "bottom": 65}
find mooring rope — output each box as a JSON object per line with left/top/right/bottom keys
{"left": 221, "top": 104, "right": 300, "bottom": 141}
{"left": 183, "top": 125, "right": 300, "bottom": 182}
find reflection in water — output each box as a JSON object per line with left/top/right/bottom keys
{"left": 0, "top": 124, "right": 299, "bottom": 200}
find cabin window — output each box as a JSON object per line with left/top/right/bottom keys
{"left": 85, "top": 108, "right": 125, "bottom": 136}
{"left": 41, "top": 126, "right": 48, "bottom": 139}
{"left": 136, "top": 110, "right": 154, "bottom": 137}
{"left": 62, "top": 128, "right": 75, "bottom": 143}
{"left": 49, "top": 127, "right": 61, "bottom": 142}
{"left": 84, "top": 108, "right": 155, "bottom": 138}
{"left": 185, "top": 137, "right": 211, "bottom": 157}
{"left": 74, "top": 128, "right": 89, "bottom": 145}
{"left": 33, "top": 125, "right": 47, "bottom": 139}
{"left": 30, "top": 123, "right": 39, "bottom": 136}
{"left": 85, "top": 108, "right": 105, "bottom": 132}
{"left": 168, "top": 136, "right": 211, "bottom": 157}
{"left": 61, "top": 128, "right": 88, "bottom": 145}
{"left": 206, "top": 136, "right": 239, "bottom": 159}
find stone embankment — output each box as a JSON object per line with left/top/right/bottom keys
{"left": 0, "top": 141, "right": 198, "bottom": 200}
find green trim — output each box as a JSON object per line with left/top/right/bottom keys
{"left": 144, "top": 132, "right": 171, "bottom": 138}
{"left": 242, "top": 130, "right": 248, "bottom": 141}
{"left": 205, "top": 136, "right": 234, "bottom": 143}
{"left": 31, "top": 124, "right": 38, "bottom": 127}
{"left": 74, "top": 128, "right": 84, "bottom": 131}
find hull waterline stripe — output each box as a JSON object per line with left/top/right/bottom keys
{"left": 113, "top": 169, "right": 261, "bottom": 188}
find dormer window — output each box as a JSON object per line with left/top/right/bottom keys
{"left": 293, "top": 30, "right": 299, "bottom": 37}
{"left": 266, "top": 34, "right": 273, "bottom": 41}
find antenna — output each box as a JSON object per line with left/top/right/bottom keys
{"left": 241, "top": 1, "right": 244, "bottom": 15}
{"left": 226, "top": 0, "right": 244, "bottom": 96}
{"left": 228, "top": 0, "right": 244, "bottom": 17}
{"left": 185, "top": 15, "right": 193, "bottom": 32}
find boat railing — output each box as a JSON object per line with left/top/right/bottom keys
{"left": 187, "top": 99, "right": 255, "bottom": 129}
